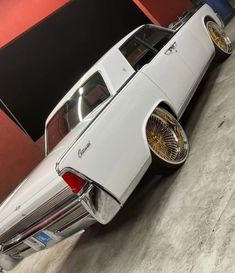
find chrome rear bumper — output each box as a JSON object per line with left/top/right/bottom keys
{"left": 0, "top": 184, "right": 120, "bottom": 270}
{"left": 1, "top": 196, "right": 88, "bottom": 252}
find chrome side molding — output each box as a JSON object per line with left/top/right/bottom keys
{"left": 80, "top": 185, "right": 121, "bottom": 225}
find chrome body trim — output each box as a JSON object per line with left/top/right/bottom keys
{"left": 0, "top": 183, "right": 121, "bottom": 262}
{"left": 55, "top": 72, "right": 137, "bottom": 175}
{"left": 81, "top": 185, "right": 121, "bottom": 224}
{"left": 0, "top": 252, "right": 20, "bottom": 271}
{"left": 0, "top": 187, "right": 74, "bottom": 244}
{"left": 177, "top": 52, "right": 215, "bottom": 119}
{"left": 1, "top": 196, "right": 82, "bottom": 252}
{"left": 59, "top": 167, "right": 122, "bottom": 205}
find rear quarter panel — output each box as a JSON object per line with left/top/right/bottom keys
{"left": 57, "top": 72, "right": 172, "bottom": 203}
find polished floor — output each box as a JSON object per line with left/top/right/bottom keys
{"left": 9, "top": 19, "right": 235, "bottom": 273}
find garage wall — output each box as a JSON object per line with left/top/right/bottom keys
{"left": 0, "top": 0, "right": 149, "bottom": 141}
{"left": 0, "top": 0, "right": 69, "bottom": 48}
{"left": 0, "top": 0, "right": 149, "bottom": 202}
{"left": 0, "top": 110, "right": 44, "bottom": 202}
{"left": 133, "top": 0, "right": 193, "bottom": 26}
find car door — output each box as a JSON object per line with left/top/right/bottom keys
{"left": 139, "top": 25, "right": 206, "bottom": 114}
{"left": 142, "top": 47, "right": 194, "bottom": 113}
{"left": 172, "top": 24, "right": 211, "bottom": 81}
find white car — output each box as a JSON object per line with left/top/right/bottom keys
{"left": 0, "top": 4, "right": 232, "bottom": 270}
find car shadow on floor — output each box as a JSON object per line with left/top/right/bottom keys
{"left": 56, "top": 166, "right": 183, "bottom": 273}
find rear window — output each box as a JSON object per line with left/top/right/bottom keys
{"left": 46, "top": 72, "right": 110, "bottom": 153}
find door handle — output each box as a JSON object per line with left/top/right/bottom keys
{"left": 165, "top": 48, "right": 172, "bottom": 55}
{"left": 171, "top": 42, "right": 177, "bottom": 50}
{"left": 165, "top": 42, "right": 177, "bottom": 55}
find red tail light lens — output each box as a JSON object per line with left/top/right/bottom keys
{"left": 62, "top": 172, "right": 86, "bottom": 193}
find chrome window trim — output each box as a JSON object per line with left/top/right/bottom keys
{"left": 45, "top": 71, "right": 111, "bottom": 155}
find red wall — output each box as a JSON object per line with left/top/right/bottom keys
{"left": 0, "top": 0, "right": 59, "bottom": 201}
{"left": 0, "top": 111, "right": 44, "bottom": 202}
{"left": 133, "top": 0, "right": 193, "bottom": 26}
{"left": 0, "top": 0, "right": 69, "bottom": 48}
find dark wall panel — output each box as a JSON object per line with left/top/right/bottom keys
{"left": 0, "top": 0, "right": 149, "bottom": 140}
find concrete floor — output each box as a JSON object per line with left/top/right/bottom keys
{"left": 8, "top": 19, "right": 235, "bottom": 273}
{"left": 228, "top": 0, "right": 235, "bottom": 8}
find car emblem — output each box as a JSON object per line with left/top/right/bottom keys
{"left": 15, "top": 205, "right": 21, "bottom": 211}
{"left": 78, "top": 141, "right": 91, "bottom": 158}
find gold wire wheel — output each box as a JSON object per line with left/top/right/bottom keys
{"left": 207, "top": 21, "right": 232, "bottom": 54}
{"left": 146, "top": 108, "right": 188, "bottom": 165}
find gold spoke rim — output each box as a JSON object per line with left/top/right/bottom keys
{"left": 207, "top": 22, "right": 231, "bottom": 54}
{"left": 146, "top": 109, "right": 188, "bottom": 164}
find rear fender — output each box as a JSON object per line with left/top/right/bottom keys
{"left": 56, "top": 72, "right": 175, "bottom": 204}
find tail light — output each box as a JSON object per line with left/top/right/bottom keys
{"left": 62, "top": 171, "right": 86, "bottom": 193}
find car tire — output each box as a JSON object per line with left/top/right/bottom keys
{"left": 146, "top": 108, "right": 189, "bottom": 174}
{"left": 206, "top": 21, "right": 232, "bottom": 62}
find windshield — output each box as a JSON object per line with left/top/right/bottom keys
{"left": 46, "top": 72, "right": 110, "bottom": 153}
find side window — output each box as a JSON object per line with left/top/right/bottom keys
{"left": 46, "top": 73, "right": 110, "bottom": 153}
{"left": 136, "top": 25, "right": 173, "bottom": 52}
{"left": 120, "top": 25, "right": 174, "bottom": 71}
{"left": 120, "top": 38, "right": 155, "bottom": 71}
{"left": 78, "top": 73, "right": 110, "bottom": 119}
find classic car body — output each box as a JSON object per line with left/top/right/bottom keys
{"left": 0, "top": 4, "right": 232, "bottom": 270}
